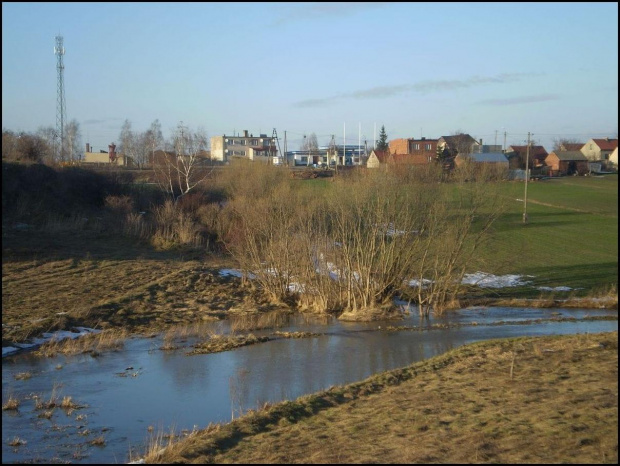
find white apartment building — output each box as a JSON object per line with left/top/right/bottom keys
{"left": 210, "top": 130, "right": 277, "bottom": 163}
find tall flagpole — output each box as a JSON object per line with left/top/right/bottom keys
{"left": 374, "top": 122, "right": 376, "bottom": 149}
{"left": 358, "top": 122, "right": 361, "bottom": 166}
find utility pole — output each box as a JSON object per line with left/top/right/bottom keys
{"left": 503, "top": 130, "right": 507, "bottom": 153}
{"left": 495, "top": 130, "right": 498, "bottom": 147}
{"left": 523, "top": 132, "right": 531, "bottom": 224}
{"left": 272, "top": 128, "right": 281, "bottom": 165}
{"left": 330, "top": 134, "right": 337, "bottom": 173}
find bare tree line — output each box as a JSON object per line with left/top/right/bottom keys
{"left": 2, "top": 120, "right": 81, "bottom": 165}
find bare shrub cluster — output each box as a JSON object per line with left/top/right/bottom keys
{"left": 219, "top": 164, "right": 506, "bottom": 318}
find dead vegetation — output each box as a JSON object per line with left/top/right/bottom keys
{"left": 2, "top": 394, "right": 20, "bottom": 411}
{"left": 221, "top": 165, "right": 507, "bottom": 319}
{"left": 34, "top": 328, "right": 128, "bottom": 357}
{"left": 187, "top": 333, "right": 271, "bottom": 355}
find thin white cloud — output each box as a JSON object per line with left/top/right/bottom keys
{"left": 477, "top": 94, "right": 561, "bottom": 106}
{"left": 293, "top": 73, "right": 542, "bottom": 108}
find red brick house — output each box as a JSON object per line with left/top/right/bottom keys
{"left": 388, "top": 137, "right": 439, "bottom": 164}
{"left": 545, "top": 151, "right": 589, "bottom": 176}
{"left": 506, "top": 145, "right": 549, "bottom": 169}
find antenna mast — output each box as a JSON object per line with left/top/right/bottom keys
{"left": 54, "top": 35, "right": 66, "bottom": 162}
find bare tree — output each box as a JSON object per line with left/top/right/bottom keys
{"left": 118, "top": 119, "right": 139, "bottom": 166}
{"left": 63, "top": 119, "right": 82, "bottom": 163}
{"left": 143, "top": 119, "right": 164, "bottom": 168}
{"left": 2, "top": 129, "right": 51, "bottom": 163}
{"left": 302, "top": 133, "right": 319, "bottom": 166}
{"left": 551, "top": 137, "right": 583, "bottom": 152}
{"left": 35, "top": 126, "right": 58, "bottom": 164}
{"left": 153, "top": 122, "right": 210, "bottom": 201}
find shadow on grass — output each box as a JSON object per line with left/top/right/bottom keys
{"left": 490, "top": 211, "right": 586, "bottom": 232}
{"left": 524, "top": 262, "right": 618, "bottom": 292}
{"left": 2, "top": 228, "right": 209, "bottom": 264}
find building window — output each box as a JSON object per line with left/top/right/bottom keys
{"left": 425, "top": 144, "right": 431, "bottom": 151}
{"left": 413, "top": 143, "right": 420, "bottom": 150}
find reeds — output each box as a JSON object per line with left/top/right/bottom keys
{"left": 229, "top": 310, "right": 291, "bottom": 333}
{"left": 2, "top": 394, "right": 20, "bottom": 411}
{"left": 35, "top": 328, "right": 128, "bottom": 357}
{"left": 160, "top": 321, "right": 224, "bottom": 350}
{"left": 8, "top": 437, "right": 27, "bottom": 447}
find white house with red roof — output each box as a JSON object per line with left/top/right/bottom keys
{"left": 580, "top": 138, "right": 618, "bottom": 162}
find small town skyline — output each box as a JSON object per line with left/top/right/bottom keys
{"left": 2, "top": 2, "right": 618, "bottom": 153}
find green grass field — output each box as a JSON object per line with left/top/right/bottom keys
{"left": 481, "top": 175, "right": 617, "bottom": 295}
{"left": 298, "top": 174, "right": 618, "bottom": 296}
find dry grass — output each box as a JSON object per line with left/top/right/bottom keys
{"left": 38, "top": 410, "right": 54, "bottom": 420}
{"left": 90, "top": 436, "right": 106, "bottom": 446}
{"left": 229, "top": 310, "right": 292, "bottom": 333}
{"left": 495, "top": 285, "right": 618, "bottom": 310}
{"left": 34, "top": 328, "right": 128, "bottom": 357}
{"left": 1, "top": 232, "right": 245, "bottom": 345}
{"left": 34, "top": 382, "right": 62, "bottom": 410}
{"left": 2, "top": 394, "right": 20, "bottom": 411}
{"left": 13, "top": 371, "right": 32, "bottom": 380}
{"left": 160, "top": 321, "right": 223, "bottom": 350}
{"left": 272, "top": 331, "right": 322, "bottom": 339}
{"left": 188, "top": 333, "right": 270, "bottom": 355}
{"left": 7, "top": 437, "right": 27, "bottom": 447}
{"left": 129, "top": 425, "right": 203, "bottom": 464}
{"left": 145, "top": 332, "right": 618, "bottom": 464}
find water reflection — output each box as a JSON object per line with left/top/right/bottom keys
{"left": 2, "top": 307, "right": 617, "bottom": 464}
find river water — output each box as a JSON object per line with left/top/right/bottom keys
{"left": 2, "top": 306, "right": 617, "bottom": 464}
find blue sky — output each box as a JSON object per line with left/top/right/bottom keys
{"left": 2, "top": 2, "right": 618, "bottom": 152}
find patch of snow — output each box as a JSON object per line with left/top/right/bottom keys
{"left": 2, "top": 327, "right": 100, "bottom": 358}
{"left": 537, "top": 286, "right": 572, "bottom": 292}
{"left": 408, "top": 278, "right": 433, "bottom": 288}
{"left": 288, "top": 282, "right": 305, "bottom": 293}
{"left": 461, "top": 272, "right": 533, "bottom": 288}
{"left": 218, "top": 269, "right": 256, "bottom": 279}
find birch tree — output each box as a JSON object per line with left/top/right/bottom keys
{"left": 153, "top": 122, "right": 210, "bottom": 201}
{"left": 63, "top": 119, "right": 82, "bottom": 163}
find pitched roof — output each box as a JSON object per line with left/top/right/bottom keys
{"left": 591, "top": 138, "right": 619, "bottom": 151}
{"left": 548, "top": 151, "right": 588, "bottom": 161}
{"left": 508, "top": 145, "right": 548, "bottom": 157}
{"left": 370, "top": 149, "right": 390, "bottom": 163}
{"left": 440, "top": 134, "right": 477, "bottom": 146}
{"left": 459, "top": 153, "right": 508, "bottom": 163}
{"left": 560, "top": 143, "right": 584, "bottom": 151}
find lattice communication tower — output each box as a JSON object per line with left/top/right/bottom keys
{"left": 54, "top": 35, "right": 66, "bottom": 161}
